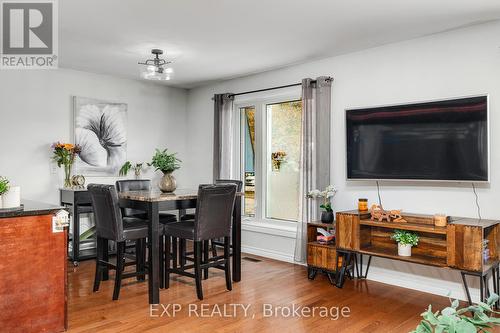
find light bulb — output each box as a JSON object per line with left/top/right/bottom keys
{"left": 164, "top": 67, "right": 173, "bottom": 74}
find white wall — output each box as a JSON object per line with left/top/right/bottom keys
{"left": 0, "top": 69, "right": 188, "bottom": 205}
{"left": 185, "top": 20, "right": 500, "bottom": 301}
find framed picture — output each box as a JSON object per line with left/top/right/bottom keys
{"left": 73, "top": 96, "right": 127, "bottom": 176}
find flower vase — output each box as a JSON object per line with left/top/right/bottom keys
{"left": 64, "top": 164, "right": 73, "bottom": 188}
{"left": 159, "top": 172, "right": 177, "bottom": 192}
{"left": 321, "top": 211, "right": 334, "bottom": 223}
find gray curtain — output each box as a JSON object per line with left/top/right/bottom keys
{"left": 213, "top": 93, "right": 235, "bottom": 181}
{"left": 294, "top": 76, "right": 332, "bottom": 263}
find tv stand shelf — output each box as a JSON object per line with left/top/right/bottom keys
{"left": 359, "top": 219, "right": 447, "bottom": 235}
{"left": 335, "top": 210, "right": 500, "bottom": 305}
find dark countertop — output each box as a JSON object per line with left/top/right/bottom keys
{"left": 0, "top": 200, "right": 65, "bottom": 219}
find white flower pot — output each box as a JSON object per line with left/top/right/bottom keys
{"left": 398, "top": 243, "right": 412, "bottom": 257}
{"left": 2, "top": 186, "right": 21, "bottom": 209}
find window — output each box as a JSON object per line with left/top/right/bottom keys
{"left": 238, "top": 97, "right": 302, "bottom": 224}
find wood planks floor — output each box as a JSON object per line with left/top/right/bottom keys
{"left": 67, "top": 254, "right": 481, "bottom": 333}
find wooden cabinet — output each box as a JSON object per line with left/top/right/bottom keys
{"left": 306, "top": 222, "right": 339, "bottom": 273}
{"left": 0, "top": 212, "right": 67, "bottom": 332}
{"left": 335, "top": 211, "right": 362, "bottom": 250}
{"left": 335, "top": 210, "right": 500, "bottom": 273}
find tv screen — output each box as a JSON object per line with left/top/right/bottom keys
{"left": 346, "top": 96, "right": 488, "bottom": 181}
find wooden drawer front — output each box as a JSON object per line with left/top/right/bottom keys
{"left": 307, "top": 244, "right": 337, "bottom": 271}
{"left": 336, "top": 212, "right": 359, "bottom": 250}
{"left": 447, "top": 224, "right": 483, "bottom": 272}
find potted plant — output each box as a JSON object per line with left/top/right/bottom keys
{"left": 51, "top": 142, "right": 81, "bottom": 188}
{"left": 307, "top": 185, "right": 338, "bottom": 223}
{"left": 391, "top": 229, "right": 419, "bottom": 256}
{"left": 119, "top": 161, "right": 145, "bottom": 179}
{"left": 0, "top": 176, "right": 10, "bottom": 208}
{"left": 148, "top": 149, "right": 181, "bottom": 192}
{"left": 412, "top": 293, "right": 500, "bottom": 332}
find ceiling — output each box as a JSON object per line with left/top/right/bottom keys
{"left": 59, "top": 0, "right": 500, "bottom": 88}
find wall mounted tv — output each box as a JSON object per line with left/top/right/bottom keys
{"left": 346, "top": 96, "right": 489, "bottom": 182}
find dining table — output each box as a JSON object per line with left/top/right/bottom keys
{"left": 117, "top": 188, "right": 242, "bottom": 304}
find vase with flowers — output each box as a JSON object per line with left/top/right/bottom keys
{"left": 52, "top": 142, "right": 81, "bottom": 188}
{"left": 307, "top": 185, "right": 338, "bottom": 223}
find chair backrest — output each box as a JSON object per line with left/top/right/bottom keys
{"left": 116, "top": 179, "right": 151, "bottom": 217}
{"left": 88, "top": 184, "right": 124, "bottom": 242}
{"left": 215, "top": 179, "right": 243, "bottom": 192}
{"left": 194, "top": 184, "right": 237, "bottom": 241}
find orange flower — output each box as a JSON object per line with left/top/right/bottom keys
{"left": 64, "top": 143, "right": 74, "bottom": 150}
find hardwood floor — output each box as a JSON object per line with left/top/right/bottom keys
{"left": 67, "top": 255, "right": 491, "bottom": 333}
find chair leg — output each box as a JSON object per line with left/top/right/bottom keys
{"left": 172, "top": 237, "right": 178, "bottom": 270}
{"left": 136, "top": 239, "right": 145, "bottom": 281}
{"left": 224, "top": 236, "right": 232, "bottom": 291}
{"left": 159, "top": 235, "right": 165, "bottom": 289}
{"left": 165, "top": 235, "right": 171, "bottom": 289}
{"left": 203, "top": 240, "right": 209, "bottom": 280}
{"left": 211, "top": 239, "right": 218, "bottom": 258}
{"left": 113, "top": 242, "right": 125, "bottom": 301}
{"left": 180, "top": 239, "right": 186, "bottom": 268}
{"left": 93, "top": 236, "right": 103, "bottom": 292}
{"left": 194, "top": 241, "right": 203, "bottom": 300}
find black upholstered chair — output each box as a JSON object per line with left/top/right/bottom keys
{"left": 88, "top": 184, "right": 153, "bottom": 300}
{"left": 116, "top": 179, "right": 178, "bottom": 223}
{"left": 116, "top": 179, "right": 178, "bottom": 287}
{"left": 164, "top": 184, "right": 237, "bottom": 300}
{"left": 179, "top": 179, "right": 242, "bottom": 272}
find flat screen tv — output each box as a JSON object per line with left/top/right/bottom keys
{"left": 346, "top": 96, "right": 489, "bottom": 182}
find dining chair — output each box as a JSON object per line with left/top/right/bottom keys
{"left": 164, "top": 184, "right": 237, "bottom": 300}
{"left": 88, "top": 184, "right": 154, "bottom": 300}
{"left": 179, "top": 179, "right": 242, "bottom": 275}
{"left": 116, "top": 179, "right": 178, "bottom": 287}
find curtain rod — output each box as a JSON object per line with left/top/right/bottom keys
{"left": 218, "top": 77, "right": 333, "bottom": 99}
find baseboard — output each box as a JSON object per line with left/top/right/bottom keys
{"left": 241, "top": 245, "right": 295, "bottom": 263}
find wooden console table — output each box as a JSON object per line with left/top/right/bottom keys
{"left": 334, "top": 210, "right": 500, "bottom": 304}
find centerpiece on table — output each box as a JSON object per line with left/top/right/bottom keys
{"left": 52, "top": 142, "right": 81, "bottom": 188}
{"left": 307, "top": 185, "right": 338, "bottom": 223}
{"left": 149, "top": 148, "right": 181, "bottom": 192}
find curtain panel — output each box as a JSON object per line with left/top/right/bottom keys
{"left": 294, "top": 76, "right": 332, "bottom": 263}
{"left": 213, "top": 93, "right": 235, "bottom": 181}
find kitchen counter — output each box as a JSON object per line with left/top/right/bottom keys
{"left": 0, "top": 199, "right": 64, "bottom": 218}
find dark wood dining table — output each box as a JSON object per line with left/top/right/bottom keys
{"left": 117, "top": 188, "right": 242, "bottom": 304}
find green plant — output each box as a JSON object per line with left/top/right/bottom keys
{"left": 390, "top": 229, "right": 419, "bottom": 246}
{"left": 0, "top": 176, "right": 10, "bottom": 195}
{"left": 120, "top": 161, "right": 145, "bottom": 177}
{"left": 119, "top": 161, "right": 132, "bottom": 176}
{"left": 148, "top": 149, "right": 181, "bottom": 174}
{"left": 412, "top": 293, "right": 500, "bottom": 333}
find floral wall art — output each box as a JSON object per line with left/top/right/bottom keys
{"left": 73, "top": 97, "right": 127, "bottom": 175}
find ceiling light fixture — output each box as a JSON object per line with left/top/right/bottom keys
{"left": 138, "top": 49, "right": 173, "bottom": 81}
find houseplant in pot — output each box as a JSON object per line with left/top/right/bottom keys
{"left": 307, "top": 185, "right": 338, "bottom": 223}
{"left": 0, "top": 176, "right": 10, "bottom": 208}
{"left": 149, "top": 149, "right": 181, "bottom": 192}
{"left": 119, "top": 161, "right": 145, "bottom": 179}
{"left": 391, "top": 229, "right": 419, "bottom": 257}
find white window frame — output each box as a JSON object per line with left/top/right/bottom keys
{"left": 233, "top": 88, "right": 301, "bottom": 231}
